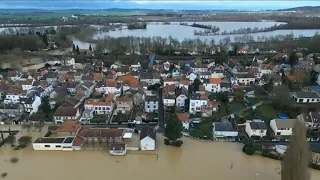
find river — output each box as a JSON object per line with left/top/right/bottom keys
{"left": 94, "top": 21, "right": 320, "bottom": 42}
{"left": 0, "top": 127, "right": 320, "bottom": 180}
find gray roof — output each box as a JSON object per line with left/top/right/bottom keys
{"left": 145, "top": 95, "right": 158, "bottom": 102}
{"left": 293, "top": 92, "right": 320, "bottom": 99}
{"left": 235, "top": 73, "right": 256, "bottom": 79}
{"left": 249, "top": 121, "right": 267, "bottom": 130}
{"left": 214, "top": 122, "right": 236, "bottom": 132}
{"left": 140, "top": 126, "right": 156, "bottom": 140}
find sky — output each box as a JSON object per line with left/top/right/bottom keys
{"left": 0, "top": 1, "right": 320, "bottom": 10}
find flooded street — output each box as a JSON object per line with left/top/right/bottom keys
{"left": 0, "top": 125, "right": 320, "bottom": 180}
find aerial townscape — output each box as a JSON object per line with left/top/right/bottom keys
{"left": 1, "top": 1, "right": 320, "bottom": 180}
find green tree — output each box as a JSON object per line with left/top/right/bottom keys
{"left": 41, "top": 97, "right": 51, "bottom": 117}
{"left": 192, "top": 78, "right": 202, "bottom": 92}
{"left": 165, "top": 114, "right": 183, "bottom": 142}
{"left": 242, "top": 144, "right": 255, "bottom": 155}
{"left": 6, "top": 135, "right": 16, "bottom": 147}
{"left": 18, "top": 136, "right": 32, "bottom": 146}
{"left": 72, "top": 44, "right": 76, "bottom": 52}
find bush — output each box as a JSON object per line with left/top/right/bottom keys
{"left": 173, "top": 140, "right": 183, "bottom": 147}
{"left": 310, "top": 163, "right": 320, "bottom": 170}
{"left": 242, "top": 144, "right": 255, "bottom": 155}
{"left": 10, "top": 157, "right": 19, "bottom": 163}
{"left": 164, "top": 139, "right": 170, "bottom": 146}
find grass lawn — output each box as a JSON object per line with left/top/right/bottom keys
{"left": 229, "top": 101, "right": 246, "bottom": 113}
{"left": 246, "top": 97, "right": 263, "bottom": 105}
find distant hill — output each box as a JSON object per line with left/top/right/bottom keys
{"left": 279, "top": 6, "right": 320, "bottom": 12}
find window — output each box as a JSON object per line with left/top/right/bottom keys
{"left": 102, "top": 107, "right": 105, "bottom": 110}
{"left": 44, "top": 145, "right": 50, "bottom": 148}
{"left": 55, "top": 145, "right": 61, "bottom": 148}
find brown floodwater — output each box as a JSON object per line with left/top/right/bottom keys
{"left": 0, "top": 125, "right": 320, "bottom": 180}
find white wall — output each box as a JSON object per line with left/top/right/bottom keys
{"left": 33, "top": 142, "right": 73, "bottom": 150}
{"left": 245, "top": 122, "right": 267, "bottom": 137}
{"left": 140, "top": 137, "right": 155, "bottom": 151}
{"left": 270, "top": 120, "right": 293, "bottom": 136}
{"left": 213, "top": 131, "right": 238, "bottom": 137}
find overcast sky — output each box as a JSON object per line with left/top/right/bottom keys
{"left": 0, "top": 1, "right": 319, "bottom": 10}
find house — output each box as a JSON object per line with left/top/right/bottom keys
{"left": 235, "top": 73, "right": 256, "bottom": 85}
{"left": 220, "top": 82, "right": 232, "bottom": 92}
{"left": 291, "top": 92, "right": 320, "bottom": 103}
{"left": 199, "top": 72, "right": 211, "bottom": 80}
{"left": 163, "top": 94, "right": 175, "bottom": 107}
{"left": 179, "top": 79, "right": 189, "bottom": 90}
{"left": 140, "top": 72, "right": 153, "bottom": 85}
{"left": 172, "top": 68, "right": 180, "bottom": 78}
{"left": 109, "top": 143, "right": 127, "bottom": 156}
{"left": 187, "top": 72, "right": 198, "bottom": 82}
{"left": 177, "top": 113, "right": 190, "bottom": 130}
{"left": 54, "top": 106, "right": 80, "bottom": 124}
{"left": 60, "top": 57, "right": 75, "bottom": 68}
{"left": 22, "top": 79, "right": 35, "bottom": 91}
{"left": 212, "top": 121, "right": 238, "bottom": 141}
{"left": 140, "top": 126, "right": 156, "bottom": 151}
{"left": 67, "top": 82, "right": 80, "bottom": 95}
{"left": 298, "top": 111, "right": 320, "bottom": 129}
{"left": 189, "top": 93, "right": 208, "bottom": 114}
{"left": 116, "top": 97, "right": 133, "bottom": 114}
{"left": 163, "top": 78, "right": 176, "bottom": 87}
{"left": 4, "top": 88, "right": 22, "bottom": 104}
{"left": 24, "top": 95, "right": 41, "bottom": 114}
{"left": 84, "top": 99, "right": 114, "bottom": 115}
{"left": 145, "top": 95, "right": 158, "bottom": 113}
{"left": 130, "top": 62, "right": 141, "bottom": 71}
{"left": 176, "top": 87, "right": 188, "bottom": 108}
{"left": 152, "top": 72, "right": 161, "bottom": 85}
{"left": 95, "top": 81, "right": 107, "bottom": 94}
{"left": 32, "top": 136, "right": 83, "bottom": 151}
{"left": 0, "top": 103, "right": 24, "bottom": 117}
{"left": 77, "top": 128, "right": 124, "bottom": 144}
{"left": 270, "top": 119, "right": 296, "bottom": 136}
{"left": 123, "top": 89, "right": 145, "bottom": 107}
{"left": 81, "top": 75, "right": 94, "bottom": 83}
{"left": 105, "top": 80, "right": 122, "bottom": 96}
{"left": 54, "top": 120, "right": 81, "bottom": 136}
{"left": 245, "top": 119, "right": 267, "bottom": 138}
{"left": 81, "top": 82, "right": 95, "bottom": 98}
{"left": 203, "top": 78, "right": 221, "bottom": 93}
{"left": 192, "top": 64, "right": 208, "bottom": 73}
{"left": 202, "top": 101, "right": 220, "bottom": 117}
{"left": 93, "top": 73, "right": 104, "bottom": 82}
{"left": 43, "top": 71, "right": 58, "bottom": 85}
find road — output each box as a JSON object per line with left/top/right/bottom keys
{"left": 254, "top": 141, "right": 320, "bottom": 153}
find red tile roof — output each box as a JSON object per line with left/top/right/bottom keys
{"left": 55, "top": 120, "right": 80, "bottom": 133}
{"left": 177, "top": 113, "right": 190, "bottom": 122}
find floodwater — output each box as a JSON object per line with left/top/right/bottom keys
{"left": 1, "top": 125, "right": 320, "bottom": 180}
{"left": 94, "top": 21, "right": 320, "bottom": 42}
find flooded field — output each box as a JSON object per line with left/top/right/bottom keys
{"left": 1, "top": 125, "right": 320, "bottom": 180}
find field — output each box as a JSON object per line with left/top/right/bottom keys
{"left": 0, "top": 10, "right": 147, "bottom": 20}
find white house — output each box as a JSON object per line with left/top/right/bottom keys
{"left": 212, "top": 121, "right": 238, "bottom": 141}
{"left": 199, "top": 72, "right": 211, "bottom": 80}
{"left": 245, "top": 119, "right": 267, "bottom": 137}
{"left": 189, "top": 93, "right": 208, "bottom": 114}
{"left": 32, "top": 136, "right": 83, "bottom": 151}
{"left": 130, "top": 62, "right": 141, "bottom": 71}
{"left": 291, "top": 92, "right": 320, "bottom": 103}
{"left": 60, "top": 57, "right": 76, "bottom": 68}
{"left": 270, "top": 119, "right": 296, "bottom": 136}
{"left": 105, "top": 80, "right": 121, "bottom": 96}
{"left": 163, "top": 78, "right": 176, "bottom": 87}
{"left": 84, "top": 99, "right": 114, "bottom": 115}
{"left": 24, "top": 95, "right": 41, "bottom": 114}
{"left": 176, "top": 88, "right": 188, "bottom": 108}
{"left": 192, "top": 64, "right": 208, "bottom": 73}
{"left": 235, "top": 73, "right": 256, "bottom": 85}
{"left": 145, "top": 96, "right": 158, "bottom": 113}
{"left": 187, "top": 72, "right": 198, "bottom": 82}
{"left": 140, "top": 126, "right": 156, "bottom": 151}
{"left": 163, "top": 94, "right": 175, "bottom": 107}
{"left": 203, "top": 78, "right": 221, "bottom": 93}
{"left": 109, "top": 143, "right": 127, "bottom": 156}
{"left": 4, "top": 92, "right": 21, "bottom": 104}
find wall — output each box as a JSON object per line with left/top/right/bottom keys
{"left": 270, "top": 120, "right": 293, "bottom": 136}
{"left": 32, "top": 142, "right": 73, "bottom": 150}
{"left": 140, "top": 137, "right": 155, "bottom": 151}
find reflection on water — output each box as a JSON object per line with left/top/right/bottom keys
{"left": 0, "top": 125, "right": 320, "bottom": 180}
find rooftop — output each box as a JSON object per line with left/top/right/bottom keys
{"left": 293, "top": 92, "right": 320, "bottom": 99}
{"left": 33, "top": 137, "right": 75, "bottom": 144}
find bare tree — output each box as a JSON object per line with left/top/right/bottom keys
{"left": 281, "top": 119, "right": 310, "bottom": 180}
